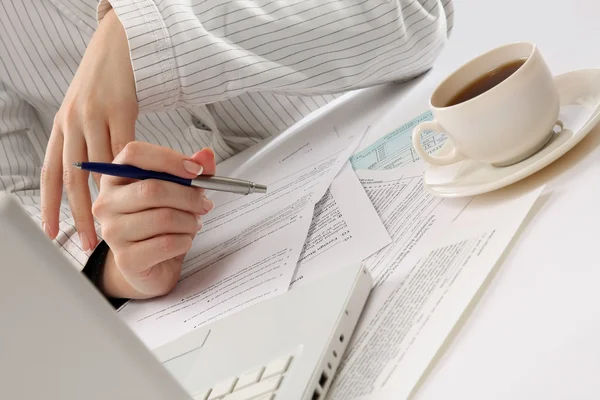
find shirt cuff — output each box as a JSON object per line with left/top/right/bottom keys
{"left": 81, "top": 240, "right": 129, "bottom": 309}
{"left": 97, "top": 0, "right": 180, "bottom": 112}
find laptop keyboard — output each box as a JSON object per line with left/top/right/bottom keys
{"left": 193, "top": 354, "right": 293, "bottom": 400}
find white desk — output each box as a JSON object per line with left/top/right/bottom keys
{"left": 286, "top": 1, "right": 600, "bottom": 398}
{"left": 413, "top": 2, "right": 600, "bottom": 399}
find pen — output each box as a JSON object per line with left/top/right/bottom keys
{"left": 73, "top": 162, "right": 267, "bottom": 195}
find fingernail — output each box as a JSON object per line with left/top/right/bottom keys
{"left": 79, "top": 232, "right": 91, "bottom": 252}
{"left": 183, "top": 160, "right": 203, "bottom": 175}
{"left": 203, "top": 147, "right": 215, "bottom": 156}
{"left": 196, "top": 217, "right": 203, "bottom": 231}
{"left": 202, "top": 196, "right": 214, "bottom": 212}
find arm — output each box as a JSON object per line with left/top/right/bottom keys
{"left": 0, "top": 83, "right": 138, "bottom": 304}
{"left": 98, "top": 0, "right": 454, "bottom": 112}
{"left": 37, "top": 9, "right": 217, "bottom": 302}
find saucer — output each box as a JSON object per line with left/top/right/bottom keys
{"left": 424, "top": 68, "right": 600, "bottom": 198}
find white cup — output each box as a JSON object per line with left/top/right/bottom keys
{"left": 412, "top": 42, "right": 561, "bottom": 167}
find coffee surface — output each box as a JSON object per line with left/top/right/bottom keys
{"left": 445, "top": 58, "right": 526, "bottom": 107}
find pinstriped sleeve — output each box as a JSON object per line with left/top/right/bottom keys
{"left": 98, "top": 0, "right": 454, "bottom": 113}
{"left": 97, "top": 0, "right": 181, "bottom": 112}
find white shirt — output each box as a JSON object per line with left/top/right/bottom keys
{"left": 0, "top": 0, "right": 454, "bottom": 268}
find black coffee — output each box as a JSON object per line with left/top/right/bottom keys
{"left": 445, "top": 58, "right": 527, "bottom": 107}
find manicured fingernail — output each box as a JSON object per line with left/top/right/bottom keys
{"left": 42, "top": 222, "right": 51, "bottom": 238}
{"left": 79, "top": 232, "right": 91, "bottom": 252}
{"left": 197, "top": 217, "right": 203, "bottom": 231}
{"left": 202, "top": 196, "right": 214, "bottom": 212}
{"left": 183, "top": 160, "right": 203, "bottom": 175}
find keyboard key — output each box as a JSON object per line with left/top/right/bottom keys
{"left": 208, "top": 376, "right": 238, "bottom": 399}
{"left": 222, "top": 375, "right": 282, "bottom": 400}
{"left": 234, "top": 367, "right": 264, "bottom": 391}
{"left": 262, "top": 355, "right": 292, "bottom": 379}
{"left": 193, "top": 389, "right": 211, "bottom": 400}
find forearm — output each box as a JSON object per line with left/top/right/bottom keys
{"left": 97, "top": 0, "right": 454, "bottom": 111}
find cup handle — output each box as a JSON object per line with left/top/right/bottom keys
{"left": 412, "top": 121, "right": 465, "bottom": 166}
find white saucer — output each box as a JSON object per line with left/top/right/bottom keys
{"left": 424, "top": 68, "right": 600, "bottom": 198}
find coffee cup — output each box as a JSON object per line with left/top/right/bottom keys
{"left": 412, "top": 42, "right": 561, "bottom": 167}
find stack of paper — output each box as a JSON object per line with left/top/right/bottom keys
{"left": 116, "top": 102, "right": 544, "bottom": 400}
{"left": 117, "top": 125, "right": 391, "bottom": 349}
{"left": 324, "top": 111, "right": 544, "bottom": 400}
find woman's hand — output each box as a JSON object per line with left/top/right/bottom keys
{"left": 40, "top": 8, "right": 136, "bottom": 252}
{"left": 92, "top": 142, "right": 216, "bottom": 299}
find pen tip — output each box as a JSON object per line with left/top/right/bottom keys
{"left": 72, "top": 162, "right": 82, "bottom": 169}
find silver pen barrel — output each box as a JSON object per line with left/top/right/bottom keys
{"left": 190, "top": 175, "right": 267, "bottom": 195}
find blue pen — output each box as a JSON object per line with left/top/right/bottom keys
{"left": 73, "top": 162, "right": 267, "bottom": 195}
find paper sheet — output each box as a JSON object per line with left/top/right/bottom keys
{"left": 326, "top": 184, "right": 545, "bottom": 400}
{"left": 350, "top": 110, "right": 445, "bottom": 171}
{"left": 356, "top": 164, "right": 469, "bottom": 285}
{"left": 290, "top": 162, "right": 392, "bottom": 287}
{"left": 344, "top": 110, "right": 468, "bottom": 285}
{"left": 117, "top": 127, "right": 366, "bottom": 349}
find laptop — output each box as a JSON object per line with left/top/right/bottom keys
{"left": 0, "top": 193, "right": 372, "bottom": 400}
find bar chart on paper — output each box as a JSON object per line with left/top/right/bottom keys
{"left": 349, "top": 111, "right": 447, "bottom": 171}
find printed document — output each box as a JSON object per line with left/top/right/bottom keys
{"left": 117, "top": 126, "right": 388, "bottom": 349}
{"left": 345, "top": 110, "right": 468, "bottom": 286}
{"left": 322, "top": 106, "right": 543, "bottom": 399}
{"left": 327, "top": 182, "right": 544, "bottom": 400}
{"left": 350, "top": 110, "right": 445, "bottom": 171}
{"left": 357, "top": 164, "right": 469, "bottom": 285}
{"left": 291, "top": 162, "right": 391, "bottom": 286}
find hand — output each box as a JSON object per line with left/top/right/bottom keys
{"left": 92, "top": 142, "right": 217, "bottom": 299}
{"left": 41, "top": 9, "right": 136, "bottom": 252}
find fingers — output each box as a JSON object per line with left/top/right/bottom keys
{"left": 113, "top": 234, "right": 193, "bottom": 275}
{"left": 40, "top": 129, "right": 64, "bottom": 239}
{"left": 107, "top": 142, "right": 204, "bottom": 187}
{"left": 191, "top": 147, "right": 216, "bottom": 175}
{"left": 85, "top": 123, "right": 113, "bottom": 189}
{"left": 105, "top": 208, "right": 201, "bottom": 244}
{"left": 63, "top": 127, "right": 97, "bottom": 252}
{"left": 103, "top": 249, "right": 183, "bottom": 299}
{"left": 97, "top": 180, "right": 211, "bottom": 215}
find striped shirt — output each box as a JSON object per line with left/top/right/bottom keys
{"left": 0, "top": 0, "right": 454, "bottom": 268}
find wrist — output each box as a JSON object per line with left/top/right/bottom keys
{"left": 98, "top": 0, "right": 180, "bottom": 112}
{"left": 101, "top": 249, "right": 153, "bottom": 300}
{"left": 98, "top": 249, "right": 131, "bottom": 309}
{"left": 82, "top": 242, "right": 135, "bottom": 301}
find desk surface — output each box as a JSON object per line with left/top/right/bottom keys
{"left": 289, "top": 1, "right": 600, "bottom": 398}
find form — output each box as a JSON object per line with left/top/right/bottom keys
{"left": 327, "top": 183, "right": 544, "bottom": 400}
{"left": 344, "top": 111, "right": 469, "bottom": 285}
{"left": 350, "top": 110, "right": 445, "bottom": 171}
{"left": 117, "top": 126, "right": 366, "bottom": 349}
{"left": 290, "top": 162, "right": 392, "bottom": 287}
{"left": 356, "top": 164, "right": 469, "bottom": 285}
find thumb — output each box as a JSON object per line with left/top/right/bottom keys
{"left": 190, "top": 147, "right": 216, "bottom": 175}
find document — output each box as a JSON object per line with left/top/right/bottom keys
{"left": 343, "top": 110, "right": 468, "bottom": 286}
{"left": 356, "top": 164, "right": 469, "bottom": 285}
{"left": 350, "top": 110, "right": 445, "bottom": 171}
{"left": 117, "top": 126, "right": 367, "bottom": 349}
{"left": 291, "top": 162, "right": 392, "bottom": 286}
{"left": 326, "top": 184, "right": 545, "bottom": 400}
